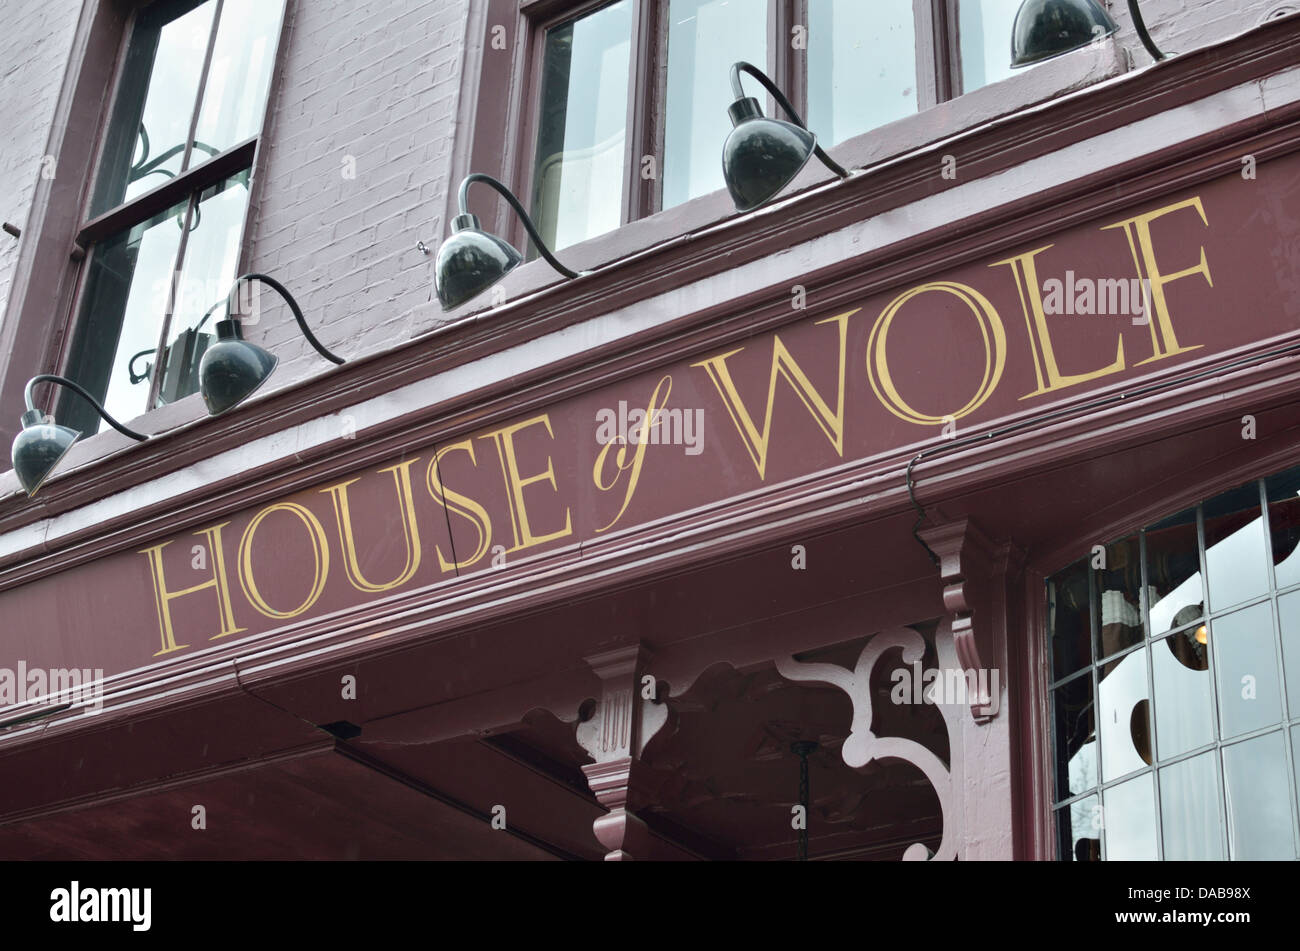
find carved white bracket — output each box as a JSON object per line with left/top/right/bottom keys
{"left": 776, "top": 623, "right": 965, "bottom": 861}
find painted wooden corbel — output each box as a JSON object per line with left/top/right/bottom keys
{"left": 575, "top": 644, "right": 681, "bottom": 860}
{"left": 918, "top": 518, "right": 1023, "bottom": 722}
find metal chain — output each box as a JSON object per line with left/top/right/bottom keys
{"left": 792, "top": 740, "right": 817, "bottom": 862}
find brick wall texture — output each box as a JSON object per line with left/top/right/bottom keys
{"left": 0, "top": 0, "right": 1288, "bottom": 388}
{"left": 0, "top": 1, "right": 80, "bottom": 338}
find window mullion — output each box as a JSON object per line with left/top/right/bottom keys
{"left": 144, "top": 194, "right": 200, "bottom": 411}
{"left": 180, "top": 0, "right": 225, "bottom": 176}
{"left": 1257, "top": 478, "right": 1300, "bottom": 859}
{"left": 624, "top": 0, "right": 656, "bottom": 221}
{"left": 1139, "top": 530, "right": 1166, "bottom": 860}
{"left": 1195, "top": 503, "right": 1234, "bottom": 860}
{"left": 786, "top": 0, "right": 808, "bottom": 119}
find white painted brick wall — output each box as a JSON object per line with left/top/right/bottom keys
{"left": 0, "top": 1, "right": 80, "bottom": 338}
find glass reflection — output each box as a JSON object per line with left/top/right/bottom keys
{"left": 1093, "top": 535, "right": 1143, "bottom": 660}
{"left": 1099, "top": 647, "right": 1150, "bottom": 782}
{"left": 1145, "top": 509, "right": 1203, "bottom": 635}
{"left": 1059, "top": 794, "right": 1100, "bottom": 861}
{"left": 1153, "top": 628, "right": 1213, "bottom": 760}
{"left": 60, "top": 201, "right": 189, "bottom": 434}
{"left": 1053, "top": 675, "right": 1096, "bottom": 802}
{"left": 1203, "top": 483, "right": 1269, "bottom": 611}
{"left": 1266, "top": 470, "right": 1300, "bottom": 589}
{"left": 1280, "top": 590, "right": 1300, "bottom": 719}
{"left": 664, "top": 0, "right": 766, "bottom": 209}
{"left": 158, "top": 171, "right": 250, "bottom": 404}
{"left": 1212, "top": 602, "right": 1281, "bottom": 739}
{"left": 192, "top": 0, "right": 285, "bottom": 160}
{"left": 959, "top": 0, "right": 1023, "bottom": 91}
{"left": 806, "top": 0, "right": 916, "bottom": 147}
{"left": 1049, "top": 560, "right": 1091, "bottom": 681}
{"left": 1293, "top": 729, "right": 1300, "bottom": 825}
{"left": 1222, "top": 732, "right": 1295, "bottom": 859}
{"left": 531, "top": 0, "right": 632, "bottom": 251}
{"left": 92, "top": 0, "right": 218, "bottom": 215}
{"left": 1160, "top": 752, "right": 1223, "bottom": 860}
{"left": 1103, "top": 772, "right": 1158, "bottom": 860}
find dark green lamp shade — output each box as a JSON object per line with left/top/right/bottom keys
{"left": 434, "top": 213, "right": 524, "bottom": 310}
{"left": 12, "top": 409, "right": 80, "bottom": 497}
{"left": 1010, "top": 0, "right": 1118, "bottom": 67}
{"left": 198, "top": 318, "right": 279, "bottom": 416}
{"left": 722, "top": 97, "right": 818, "bottom": 212}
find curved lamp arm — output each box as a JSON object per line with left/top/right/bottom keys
{"left": 730, "top": 62, "right": 849, "bottom": 179}
{"left": 458, "top": 173, "right": 581, "bottom": 280}
{"left": 1127, "top": 0, "right": 1165, "bottom": 62}
{"left": 225, "top": 272, "right": 345, "bottom": 365}
{"left": 25, "top": 375, "right": 147, "bottom": 441}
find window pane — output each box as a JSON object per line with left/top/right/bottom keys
{"left": 1103, "top": 772, "right": 1158, "bottom": 860}
{"left": 191, "top": 0, "right": 285, "bottom": 161}
{"left": 1293, "top": 728, "right": 1300, "bottom": 826}
{"left": 531, "top": 1, "right": 632, "bottom": 252}
{"left": 1222, "top": 732, "right": 1295, "bottom": 859}
{"left": 959, "top": 0, "right": 1022, "bottom": 92}
{"left": 1159, "top": 751, "right": 1223, "bottom": 860}
{"left": 1145, "top": 508, "right": 1203, "bottom": 636}
{"left": 61, "top": 201, "right": 190, "bottom": 433}
{"left": 663, "top": 0, "right": 766, "bottom": 209}
{"left": 1278, "top": 589, "right": 1300, "bottom": 716}
{"left": 1211, "top": 602, "right": 1281, "bottom": 739}
{"left": 1203, "top": 483, "right": 1269, "bottom": 611}
{"left": 1053, "top": 675, "right": 1096, "bottom": 802}
{"left": 806, "top": 0, "right": 916, "bottom": 147}
{"left": 1153, "top": 628, "right": 1213, "bottom": 760}
{"left": 1266, "top": 468, "right": 1300, "bottom": 589}
{"left": 1098, "top": 647, "right": 1150, "bottom": 782}
{"left": 158, "top": 171, "right": 251, "bottom": 405}
{"left": 1057, "top": 794, "right": 1100, "bottom": 861}
{"left": 1049, "top": 560, "right": 1091, "bottom": 681}
{"left": 92, "top": 0, "right": 217, "bottom": 216}
{"left": 1094, "top": 535, "right": 1143, "bottom": 661}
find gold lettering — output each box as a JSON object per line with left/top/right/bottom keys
{"left": 427, "top": 442, "right": 494, "bottom": 571}
{"left": 138, "top": 522, "right": 245, "bottom": 656}
{"left": 593, "top": 375, "right": 672, "bottom": 533}
{"left": 321, "top": 459, "right": 423, "bottom": 593}
{"left": 867, "top": 282, "right": 1005, "bottom": 424}
{"left": 479, "top": 415, "right": 572, "bottom": 553}
{"left": 1101, "top": 196, "right": 1209, "bottom": 365}
{"left": 992, "top": 244, "right": 1125, "bottom": 399}
{"left": 691, "top": 311, "right": 855, "bottom": 479}
{"left": 238, "top": 503, "right": 330, "bottom": 619}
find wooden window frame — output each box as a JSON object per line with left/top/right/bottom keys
{"left": 500, "top": 0, "right": 973, "bottom": 252}
{"left": 54, "top": 0, "right": 289, "bottom": 425}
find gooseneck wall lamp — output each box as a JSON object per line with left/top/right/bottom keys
{"left": 198, "top": 271, "right": 344, "bottom": 416}
{"left": 433, "top": 173, "right": 582, "bottom": 311}
{"left": 722, "top": 61, "right": 850, "bottom": 213}
{"left": 11, "top": 375, "right": 147, "bottom": 497}
{"left": 1010, "top": 0, "right": 1164, "bottom": 68}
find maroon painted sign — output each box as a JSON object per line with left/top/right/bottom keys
{"left": 4, "top": 163, "right": 1297, "bottom": 685}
